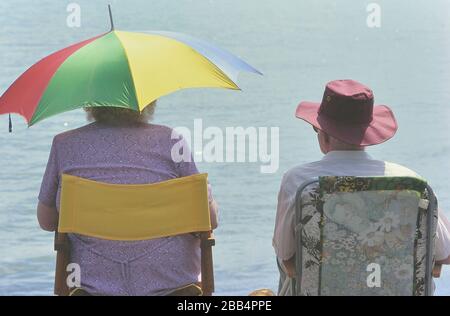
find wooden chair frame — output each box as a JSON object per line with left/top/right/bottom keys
{"left": 54, "top": 231, "right": 215, "bottom": 296}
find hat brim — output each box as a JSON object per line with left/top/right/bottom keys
{"left": 295, "top": 102, "right": 398, "bottom": 146}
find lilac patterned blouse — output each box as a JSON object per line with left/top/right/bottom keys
{"left": 39, "top": 122, "right": 207, "bottom": 296}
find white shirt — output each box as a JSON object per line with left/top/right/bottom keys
{"left": 273, "top": 150, "right": 450, "bottom": 262}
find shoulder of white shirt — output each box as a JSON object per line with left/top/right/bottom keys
{"left": 282, "top": 154, "right": 425, "bottom": 186}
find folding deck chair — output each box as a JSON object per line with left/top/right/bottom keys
{"left": 291, "top": 176, "right": 439, "bottom": 296}
{"left": 54, "top": 173, "right": 215, "bottom": 296}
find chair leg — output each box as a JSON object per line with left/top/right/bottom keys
{"left": 54, "top": 232, "right": 71, "bottom": 296}
{"left": 200, "top": 232, "right": 215, "bottom": 296}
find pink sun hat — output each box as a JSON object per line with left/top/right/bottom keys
{"left": 295, "top": 79, "right": 398, "bottom": 146}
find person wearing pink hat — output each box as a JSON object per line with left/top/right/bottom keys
{"left": 272, "top": 79, "right": 450, "bottom": 294}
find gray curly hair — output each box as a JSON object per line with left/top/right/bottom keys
{"left": 85, "top": 101, "right": 157, "bottom": 126}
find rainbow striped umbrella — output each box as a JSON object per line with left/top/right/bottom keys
{"left": 0, "top": 7, "right": 261, "bottom": 131}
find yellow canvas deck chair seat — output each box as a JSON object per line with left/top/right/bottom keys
{"left": 54, "top": 173, "right": 215, "bottom": 296}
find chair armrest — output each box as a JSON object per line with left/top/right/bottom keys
{"left": 200, "top": 232, "right": 215, "bottom": 296}
{"left": 54, "top": 231, "right": 69, "bottom": 251}
{"left": 201, "top": 232, "right": 215, "bottom": 247}
{"left": 54, "top": 231, "right": 71, "bottom": 296}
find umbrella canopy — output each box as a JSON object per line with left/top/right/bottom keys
{"left": 0, "top": 28, "right": 261, "bottom": 128}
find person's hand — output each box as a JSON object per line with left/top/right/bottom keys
{"left": 433, "top": 264, "right": 443, "bottom": 278}
{"left": 283, "top": 257, "right": 296, "bottom": 278}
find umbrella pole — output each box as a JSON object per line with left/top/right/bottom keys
{"left": 108, "top": 4, "right": 114, "bottom": 31}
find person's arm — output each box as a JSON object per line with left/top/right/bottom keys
{"left": 273, "top": 173, "right": 297, "bottom": 275}
{"left": 436, "top": 256, "right": 450, "bottom": 265}
{"left": 37, "top": 202, "right": 58, "bottom": 231}
{"left": 209, "top": 199, "right": 219, "bottom": 230}
{"left": 432, "top": 209, "right": 450, "bottom": 277}
{"left": 435, "top": 210, "right": 450, "bottom": 265}
{"left": 37, "top": 137, "right": 60, "bottom": 231}
{"left": 172, "top": 131, "right": 219, "bottom": 230}
{"left": 207, "top": 184, "right": 219, "bottom": 230}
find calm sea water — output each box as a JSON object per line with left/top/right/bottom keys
{"left": 0, "top": 0, "right": 450, "bottom": 295}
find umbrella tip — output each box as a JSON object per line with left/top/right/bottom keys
{"left": 8, "top": 113, "right": 12, "bottom": 133}
{"left": 108, "top": 4, "right": 115, "bottom": 31}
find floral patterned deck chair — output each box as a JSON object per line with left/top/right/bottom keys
{"left": 293, "top": 176, "right": 438, "bottom": 296}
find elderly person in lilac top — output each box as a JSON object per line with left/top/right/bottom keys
{"left": 273, "top": 80, "right": 450, "bottom": 294}
{"left": 37, "top": 102, "right": 218, "bottom": 296}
